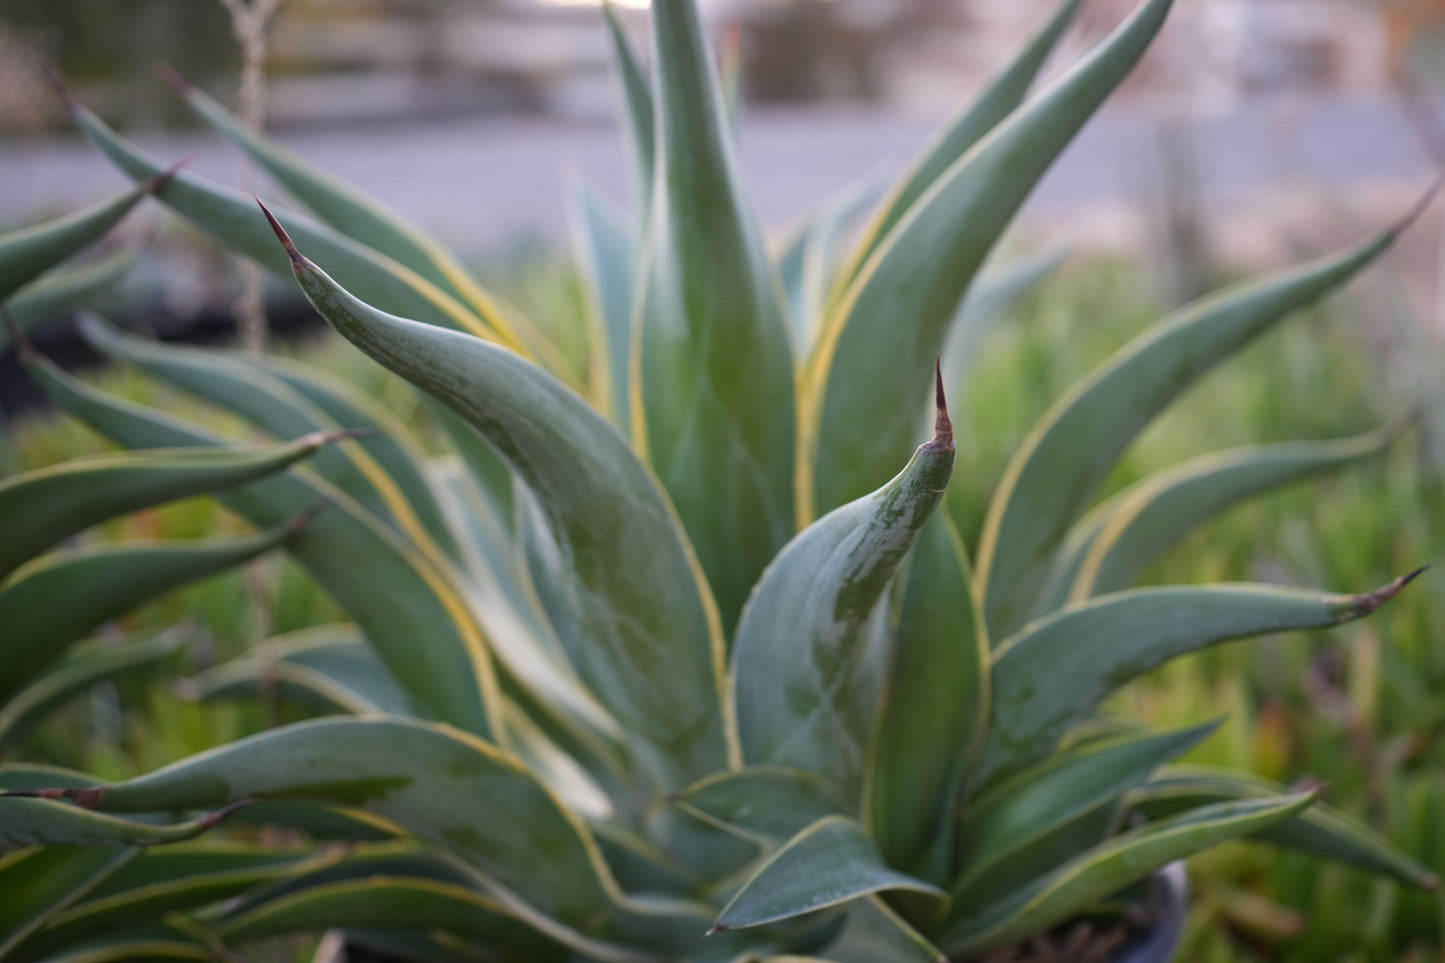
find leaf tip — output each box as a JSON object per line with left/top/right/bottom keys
{"left": 925, "top": 357, "right": 954, "bottom": 451}
{"left": 1387, "top": 175, "right": 1444, "bottom": 240}
{"left": 256, "top": 198, "right": 307, "bottom": 270}
{"left": 1342, "top": 564, "right": 1431, "bottom": 620}
{"left": 702, "top": 923, "right": 729, "bottom": 938}
{"left": 285, "top": 500, "right": 329, "bottom": 538}
{"left": 36, "top": 60, "right": 75, "bottom": 111}
{"left": 154, "top": 62, "right": 193, "bottom": 96}
{"left": 1423, "top": 873, "right": 1441, "bottom": 892}
{"left": 143, "top": 155, "right": 192, "bottom": 195}
{"left": 198, "top": 797, "right": 259, "bottom": 829}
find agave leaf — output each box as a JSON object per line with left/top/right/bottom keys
{"left": 568, "top": 179, "right": 638, "bottom": 429}
{"left": 820, "top": 896, "right": 946, "bottom": 963}
{"left": 187, "top": 624, "right": 417, "bottom": 716}
{"left": 1131, "top": 765, "right": 1439, "bottom": 889}
{"left": 2, "top": 249, "right": 136, "bottom": 349}
{"left": 672, "top": 768, "right": 851, "bottom": 845}
{"left": 0, "top": 184, "right": 153, "bottom": 301}
{"left": 0, "top": 632, "right": 184, "bottom": 750}
{"left": 830, "top": 0, "right": 1084, "bottom": 299}
{"left": 0, "top": 717, "right": 701, "bottom": 956}
{"left": 0, "top": 797, "right": 253, "bottom": 851}
{"left": 776, "top": 173, "right": 888, "bottom": 351}
{"left": 1069, "top": 423, "right": 1406, "bottom": 601}
{"left": 0, "top": 428, "right": 335, "bottom": 581}
{"left": 265, "top": 211, "right": 728, "bottom": 792}
{"left": 240, "top": 351, "right": 467, "bottom": 563}
{"left": 0, "top": 846, "right": 136, "bottom": 957}
{"left": 217, "top": 875, "right": 571, "bottom": 959}
{"left": 590, "top": 820, "right": 704, "bottom": 895}
{"left": 15, "top": 924, "right": 210, "bottom": 963}
{"left": 733, "top": 376, "right": 954, "bottom": 794}
{"left": 636, "top": 0, "right": 796, "bottom": 634}
{"left": 978, "top": 574, "right": 1423, "bottom": 787}
{"left": 949, "top": 722, "right": 1219, "bottom": 907}
{"left": 864, "top": 514, "right": 986, "bottom": 878}
{"left": 806, "top": 0, "right": 1168, "bottom": 518}
{"left": 19, "top": 351, "right": 503, "bottom": 740}
{"left": 77, "top": 314, "right": 450, "bottom": 558}
{"left": 941, "top": 244, "right": 1069, "bottom": 399}
{"left": 978, "top": 222, "right": 1413, "bottom": 640}
{"left": 0, "top": 522, "right": 302, "bottom": 703}
{"left": 64, "top": 98, "right": 521, "bottom": 352}
{"left": 602, "top": 1, "right": 656, "bottom": 214}
{"left": 12, "top": 845, "right": 319, "bottom": 962}
{"left": 712, "top": 816, "right": 947, "bottom": 933}
{"left": 939, "top": 794, "right": 1317, "bottom": 953}
{"left": 720, "top": 25, "right": 743, "bottom": 136}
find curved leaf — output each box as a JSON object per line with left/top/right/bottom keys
{"left": 0, "top": 521, "right": 302, "bottom": 703}
{"left": 636, "top": 0, "right": 796, "bottom": 634}
{"left": 864, "top": 514, "right": 986, "bottom": 878}
{"left": 0, "top": 428, "right": 334, "bottom": 580}
{"left": 0, "top": 717, "right": 701, "bottom": 954}
{"left": 186, "top": 624, "right": 417, "bottom": 716}
{"left": 831, "top": 0, "right": 1084, "bottom": 298}
{"left": 77, "top": 314, "right": 446, "bottom": 556}
{"left": 162, "top": 69, "right": 571, "bottom": 373}
{"left": 0, "top": 632, "right": 185, "bottom": 750}
{"left": 0, "top": 797, "right": 252, "bottom": 851}
{"left": 1131, "top": 765, "right": 1439, "bottom": 889}
{"left": 64, "top": 97, "right": 522, "bottom": 352}
{"left": 978, "top": 574, "right": 1423, "bottom": 786}
{"left": 265, "top": 209, "right": 728, "bottom": 792}
{"left": 950, "top": 722, "right": 1218, "bottom": 907}
{"left": 1070, "top": 423, "right": 1405, "bottom": 600}
{"left": 19, "top": 350, "right": 502, "bottom": 740}
{"left": 978, "top": 221, "right": 1413, "bottom": 639}
{"left": 2, "top": 249, "right": 135, "bottom": 350}
{"left": 712, "top": 816, "right": 946, "bottom": 933}
{"left": 939, "top": 794, "right": 1317, "bottom": 953}
{"left": 672, "top": 768, "right": 850, "bottom": 845}
{"left": 733, "top": 375, "right": 954, "bottom": 794}
{"left": 0, "top": 846, "right": 136, "bottom": 958}
{"left": 0, "top": 185, "right": 152, "bottom": 301}
{"left": 806, "top": 0, "right": 1170, "bottom": 518}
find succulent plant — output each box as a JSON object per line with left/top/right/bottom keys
{"left": 1, "top": 0, "right": 1440, "bottom": 959}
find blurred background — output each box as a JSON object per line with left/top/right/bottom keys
{"left": 6, "top": 4, "right": 1445, "bottom": 960}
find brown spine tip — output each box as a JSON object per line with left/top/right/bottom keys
{"left": 702, "top": 924, "right": 729, "bottom": 938}
{"left": 197, "top": 798, "right": 259, "bottom": 829}
{"left": 929, "top": 357, "right": 954, "bottom": 450}
{"left": 1387, "top": 175, "right": 1445, "bottom": 240}
{"left": 36, "top": 61, "right": 75, "bottom": 110}
{"left": 1423, "top": 873, "right": 1441, "bottom": 893}
{"left": 154, "top": 62, "right": 193, "bottom": 96}
{"left": 143, "top": 156, "right": 193, "bottom": 195}
{"left": 1351, "top": 564, "right": 1431, "bottom": 618}
{"left": 256, "top": 198, "right": 306, "bottom": 269}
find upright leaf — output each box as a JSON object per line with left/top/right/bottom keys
{"left": 636, "top": 0, "right": 796, "bottom": 633}
{"left": 806, "top": 0, "right": 1170, "bottom": 518}
{"left": 19, "top": 351, "right": 502, "bottom": 740}
{"left": 830, "top": 0, "right": 1084, "bottom": 298}
{"left": 978, "top": 573, "right": 1423, "bottom": 786}
{"left": 978, "top": 221, "right": 1414, "bottom": 639}
{"left": 864, "top": 515, "right": 986, "bottom": 878}
{"left": 602, "top": 1, "right": 656, "bottom": 215}
{"left": 264, "top": 210, "right": 729, "bottom": 792}
{"left": 568, "top": 179, "right": 638, "bottom": 429}
{"left": 711, "top": 817, "right": 946, "bottom": 933}
{"left": 733, "top": 375, "right": 954, "bottom": 794}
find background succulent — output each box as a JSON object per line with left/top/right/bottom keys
{"left": 1, "top": 0, "right": 1440, "bottom": 960}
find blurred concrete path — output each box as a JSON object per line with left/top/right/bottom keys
{"left": 2, "top": 93, "right": 1438, "bottom": 254}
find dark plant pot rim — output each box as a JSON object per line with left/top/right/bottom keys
{"left": 316, "top": 862, "right": 1191, "bottom": 963}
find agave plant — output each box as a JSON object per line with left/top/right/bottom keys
{"left": 2, "top": 0, "right": 1440, "bottom": 959}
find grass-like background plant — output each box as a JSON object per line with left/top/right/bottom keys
{"left": 2, "top": 0, "right": 1443, "bottom": 959}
